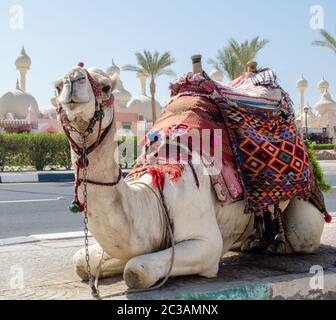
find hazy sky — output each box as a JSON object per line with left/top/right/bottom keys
{"left": 0, "top": 0, "right": 335, "bottom": 112}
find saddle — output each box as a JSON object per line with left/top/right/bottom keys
{"left": 128, "top": 71, "right": 328, "bottom": 221}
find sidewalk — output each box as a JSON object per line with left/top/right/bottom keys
{"left": 0, "top": 222, "right": 335, "bottom": 300}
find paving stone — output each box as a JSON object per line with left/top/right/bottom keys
{"left": 0, "top": 223, "right": 335, "bottom": 300}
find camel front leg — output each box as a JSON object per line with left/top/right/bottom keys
{"left": 123, "top": 238, "right": 223, "bottom": 290}
{"left": 73, "top": 244, "right": 127, "bottom": 281}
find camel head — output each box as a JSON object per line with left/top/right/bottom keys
{"left": 55, "top": 65, "right": 116, "bottom": 129}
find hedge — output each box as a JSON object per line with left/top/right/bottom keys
{"left": 0, "top": 133, "right": 72, "bottom": 171}
{"left": 0, "top": 133, "right": 139, "bottom": 172}
{"left": 305, "top": 140, "right": 331, "bottom": 192}
{"left": 313, "top": 144, "right": 336, "bottom": 151}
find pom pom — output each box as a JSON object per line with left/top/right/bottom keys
{"left": 69, "top": 202, "right": 80, "bottom": 214}
{"left": 94, "top": 110, "right": 105, "bottom": 120}
{"left": 69, "top": 201, "right": 85, "bottom": 214}
{"left": 147, "top": 129, "right": 159, "bottom": 143}
{"left": 78, "top": 62, "right": 85, "bottom": 68}
{"left": 324, "top": 213, "right": 333, "bottom": 224}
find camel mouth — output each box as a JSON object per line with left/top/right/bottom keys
{"left": 63, "top": 100, "right": 89, "bottom": 111}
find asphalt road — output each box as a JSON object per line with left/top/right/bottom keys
{"left": 0, "top": 182, "right": 80, "bottom": 239}
{"left": 1, "top": 162, "right": 336, "bottom": 239}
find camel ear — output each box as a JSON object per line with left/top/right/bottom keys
{"left": 54, "top": 79, "right": 64, "bottom": 95}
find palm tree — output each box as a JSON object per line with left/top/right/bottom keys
{"left": 208, "top": 36, "right": 269, "bottom": 80}
{"left": 208, "top": 48, "right": 241, "bottom": 80}
{"left": 123, "top": 50, "right": 176, "bottom": 123}
{"left": 312, "top": 29, "right": 336, "bottom": 53}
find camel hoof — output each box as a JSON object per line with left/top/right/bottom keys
{"left": 241, "top": 238, "right": 266, "bottom": 253}
{"left": 275, "top": 242, "right": 287, "bottom": 255}
{"left": 266, "top": 241, "right": 290, "bottom": 255}
{"left": 124, "top": 268, "right": 146, "bottom": 289}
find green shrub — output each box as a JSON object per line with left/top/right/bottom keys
{"left": 0, "top": 133, "right": 71, "bottom": 171}
{"left": 305, "top": 140, "right": 331, "bottom": 192}
{"left": 313, "top": 144, "right": 335, "bottom": 151}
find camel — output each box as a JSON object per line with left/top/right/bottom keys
{"left": 55, "top": 60, "right": 325, "bottom": 290}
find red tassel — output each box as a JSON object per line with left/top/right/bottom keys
{"left": 324, "top": 213, "right": 333, "bottom": 224}
{"left": 79, "top": 201, "right": 85, "bottom": 213}
{"left": 149, "top": 167, "right": 165, "bottom": 190}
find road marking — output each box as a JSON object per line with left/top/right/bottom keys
{"left": 0, "top": 197, "right": 65, "bottom": 204}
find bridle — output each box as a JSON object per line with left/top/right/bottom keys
{"left": 56, "top": 63, "right": 122, "bottom": 298}
{"left": 57, "top": 64, "right": 122, "bottom": 213}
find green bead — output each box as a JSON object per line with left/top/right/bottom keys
{"left": 69, "top": 203, "right": 80, "bottom": 214}
{"left": 94, "top": 111, "right": 105, "bottom": 120}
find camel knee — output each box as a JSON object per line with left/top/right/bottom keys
{"left": 73, "top": 248, "right": 92, "bottom": 281}
{"left": 285, "top": 199, "right": 324, "bottom": 254}
{"left": 73, "top": 244, "right": 106, "bottom": 280}
{"left": 124, "top": 256, "right": 162, "bottom": 289}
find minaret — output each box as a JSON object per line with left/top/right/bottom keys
{"left": 296, "top": 75, "right": 308, "bottom": 131}
{"left": 317, "top": 77, "right": 329, "bottom": 94}
{"left": 15, "top": 47, "right": 31, "bottom": 92}
{"left": 137, "top": 71, "right": 148, "bottom": 96}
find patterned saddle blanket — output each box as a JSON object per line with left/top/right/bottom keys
{"left": 128, "top": 71, "right": 327, "bottom": 217}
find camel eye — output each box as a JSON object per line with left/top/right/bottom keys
{"left": 102, "top": 85, "right": 111, "bottom": 94}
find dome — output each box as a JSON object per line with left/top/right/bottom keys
{"left": 315, "top": 92, "right": 336, "bottom": 115}
{"left": 106, "top": 60, "right": 120, "bottom": 77}
{"left": 295, "top": 105, "right": 317, "bottom": 121}
{"left": 296, "top": 75, "right": 308, "bottom": 89}
{"left": 210, "top": 68, "right": 224, "bottom": 82}
{"left": 128, "top": 96, "right": 162, "bottom": 122}
{"left": 0, "top": 88, "right": 39, "bottom": 119}
{"left": 15, "top": 47, "right": 31, "bottom": 70}
{"left": 42, "top": 108, "right": 57, "bottom": 120}
{"left": 113, "top": 79, "right": 132, "bottom": 108}
{"left": 317, "top": 77, "right": 329, "bottom": 93}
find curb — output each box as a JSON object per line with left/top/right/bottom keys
{"left": 123, "top": 269, "right": 336, "bottom": 300}
{"left": 0, "top": 231, "right": 91, "bottom": 246}
{"left": 0, "top": 172, "right": 75, "bottom": 184}
{"left": 0, "top": 171, "right": 129, "bottom": 184}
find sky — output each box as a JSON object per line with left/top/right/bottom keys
{"left": 0, "top": 0, "right": 336, "bottom": 113}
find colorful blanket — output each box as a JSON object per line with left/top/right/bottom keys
{"left": 129, "top": 95, "right": 243, "bottom": 203}
{"left": 128, "top": 71, "right": 328, "bottom": 217}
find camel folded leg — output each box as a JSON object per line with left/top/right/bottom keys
{"left": 73, "top": 244, "right": 126, "bottom": 281}
{"left": 123, "top": 238, "right": 223, "bottom": 290}
{"left": 284, "top": 199, "right": 325, "bottom": 254}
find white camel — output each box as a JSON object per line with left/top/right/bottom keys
{"left": 55, "top": 63, "right": 325, "bottom": 290}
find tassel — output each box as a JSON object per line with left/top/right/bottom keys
{"left": 149, "top": 167, "right": 165, "bottom": 190}
{"left": 69, "top": 201, "right": 85, "bottom": 214}
{"left": 324, "top": 213, "right": 333, "bottom": 224}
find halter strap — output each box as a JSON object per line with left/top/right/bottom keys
{"left": 57, "top": 67, "right": 121, "bottom": 213}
